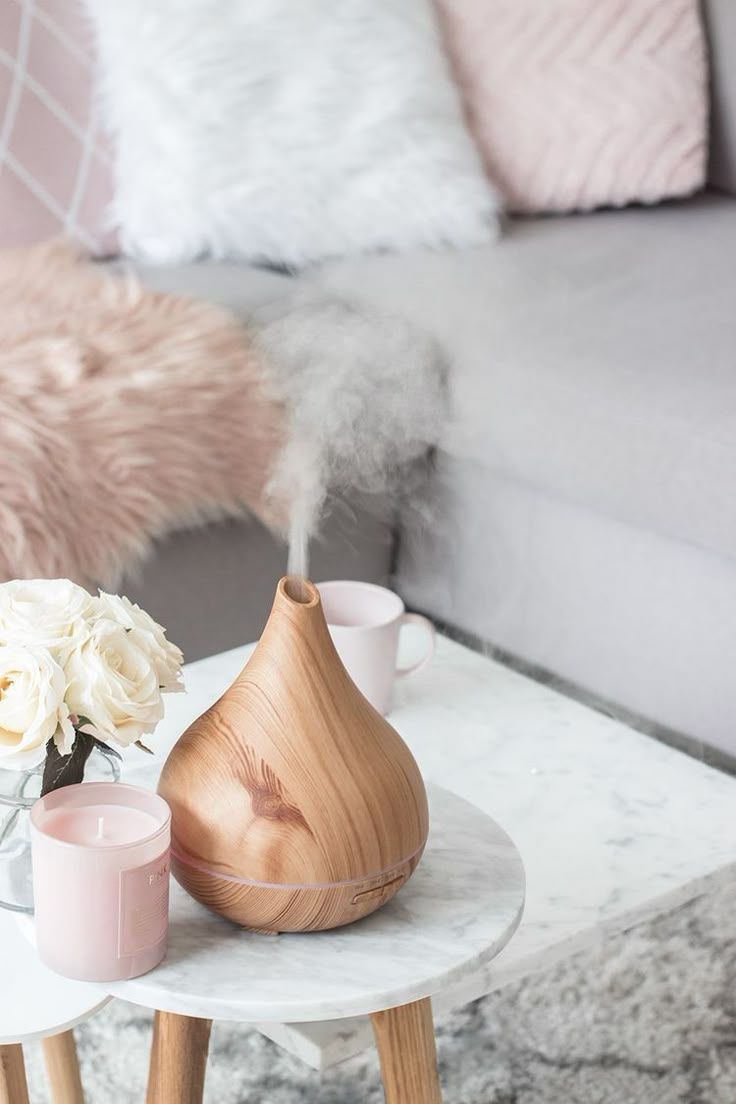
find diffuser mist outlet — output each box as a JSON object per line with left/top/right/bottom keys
{"left": 157, "top": 576, "right": 429, "bottom": 932}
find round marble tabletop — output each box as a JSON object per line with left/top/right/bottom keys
{"left": 108, "top": 785, "right": 525, "bottom": 1024}
{"left": 0, "top": 908, "right": 108, "bottom": 1045}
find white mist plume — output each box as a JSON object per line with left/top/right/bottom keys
{"left": 252, "top": 291, "right": 449, "bottom": 563}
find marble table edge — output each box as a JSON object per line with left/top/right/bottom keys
{"left": 106, "top": 787, "right": 526, "bottom": 1025}
{"left": 257, "top": 858, "right": 736, "bottom": 1071}
{"left": 112, "top": 891, "right": 525, "bottom": 1028}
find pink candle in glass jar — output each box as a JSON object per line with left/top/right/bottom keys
{"left": 31, "top": 782, "right": 171, "bottom": 982}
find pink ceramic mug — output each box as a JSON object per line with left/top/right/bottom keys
{"left": 317, "top": 580, "right": 435, "bottom": 715}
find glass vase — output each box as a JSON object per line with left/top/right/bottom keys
{"left": 0, "top": 746, "right": 121, "bottom": 913}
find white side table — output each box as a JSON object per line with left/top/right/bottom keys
{"left": 0, "top": 909, "right": 107, "bottom": 1104}
{"left": 108, "top": 786, "right": 524, "bottom": 1103}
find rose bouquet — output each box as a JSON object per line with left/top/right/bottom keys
{"left": 0, "top": 579, "right": 183, "bottom": 795}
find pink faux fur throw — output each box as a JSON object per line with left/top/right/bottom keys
{"left": 0, "top": 240, "right": 285, "bottom": 586}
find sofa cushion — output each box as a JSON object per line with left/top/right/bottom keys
{"left": 438, "top": 0, "right": 707, "bottom": 214}
{"left": 307, "top": 192, "right": 736, "bottom": 560}
{"left": 0, "top": 0, "right": 114, "bottom": 253}
{"left": 86, "top": 0, "right": 496, "bottom": 267}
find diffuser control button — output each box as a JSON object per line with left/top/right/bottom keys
{"left": 352, "top": 875, "right": 405, "bottom": 906}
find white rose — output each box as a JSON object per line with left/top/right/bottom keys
{"left": 65, "top": 618, "right": 164, "bottom": 748}
{"left": 0, "top": 645, "right": 74, "bottom": 769}
{"left": 0, "top": 579, "right": 93, "bottom": 663}
{"left": 92, "top": 592, "right": 183, "bottom": 693}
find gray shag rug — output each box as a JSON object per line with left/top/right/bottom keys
{"left": 23, "top": 878, "right": 736, "bottom": 1103}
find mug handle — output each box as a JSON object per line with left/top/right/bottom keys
{"left": 396, "top": 613, "right": 436, "bottom": 678}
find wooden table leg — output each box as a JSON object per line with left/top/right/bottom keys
{"left": 42, "top": 1030, "right": 85, "bottom": 1104}
{"left": 0, "top": 1044, "right": 29, "bottom": 1104}
{"left": 371, "top": 997, "right": 442, "bottom": 1104}
{"left": 146, "top": 1011, "right": 212, "bottom": 1104}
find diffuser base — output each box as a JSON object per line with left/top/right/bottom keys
{"left": 171, "top": 849, "right": 425, "bottom": 933}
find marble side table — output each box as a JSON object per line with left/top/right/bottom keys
{"left": 107, "top": 786, "right": 524, "bottom": 1104}
{"left": 119, "top": 634, "right": 736, "bottom": 1075}
{"left": 0, "top": 908, "right": 107, "bottom": 1104}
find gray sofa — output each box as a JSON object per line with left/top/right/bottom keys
{"left": 121, "top": 0, "right": 736, "bottom": 761}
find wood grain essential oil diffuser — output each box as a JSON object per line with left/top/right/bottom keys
{"left": 158, "top": 577, "right": 429, "bottom": 932}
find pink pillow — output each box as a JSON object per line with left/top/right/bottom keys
{"left": 436, "top": 0, "right": 708, "bottom": 213}
{"left": 0, "top": 0, "right": 115, "bottom": 253}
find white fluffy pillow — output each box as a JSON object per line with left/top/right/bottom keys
{"left": 85, "top": 0, "right": 498, "bottom": 266}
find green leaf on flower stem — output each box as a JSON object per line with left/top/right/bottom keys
{"left": 41, "top": 730, "right": 96, "bottom": 797}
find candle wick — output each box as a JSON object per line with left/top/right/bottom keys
{"left": 97, "top": 816, "right": 104, "bottom": 840}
